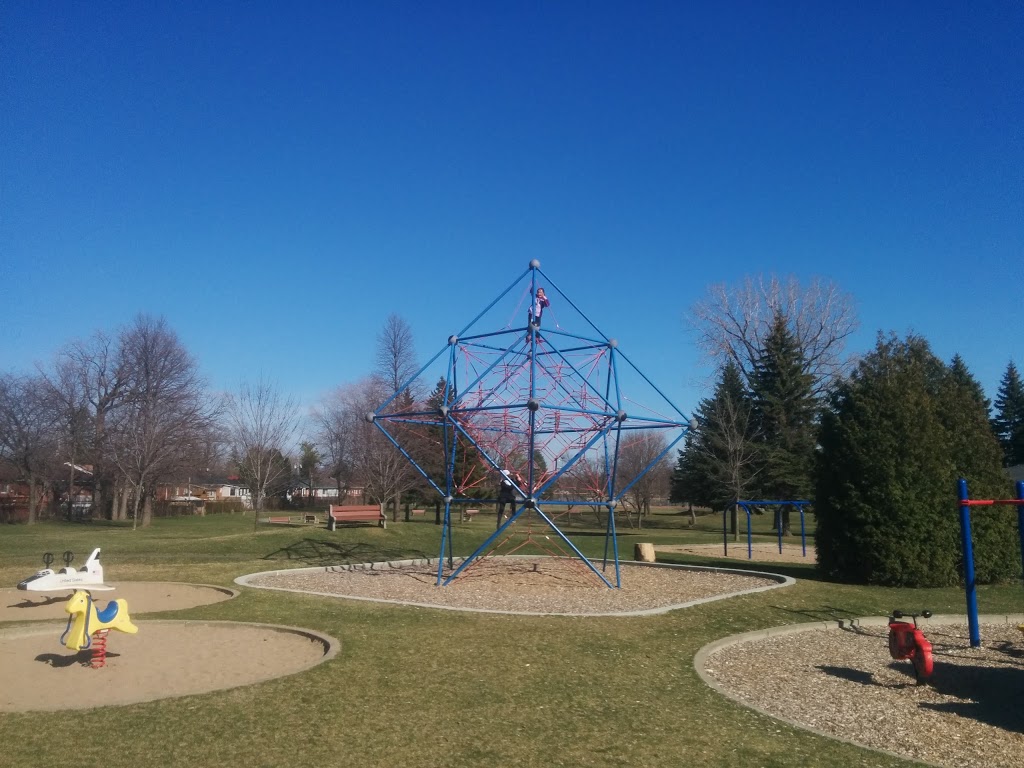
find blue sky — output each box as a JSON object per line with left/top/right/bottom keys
{"left": 3, "top": 2, "right": 1021, "bottom": 417}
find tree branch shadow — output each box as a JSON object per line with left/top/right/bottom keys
{"left": 262, "top": 538, "right": 428, "bottom": 566}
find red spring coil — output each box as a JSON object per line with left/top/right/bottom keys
{"left": 90, "top": 629, "right": 109, "bottom": 669}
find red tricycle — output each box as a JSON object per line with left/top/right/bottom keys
{"left": 888, "top": 610, "right": 934, "bottom": 684}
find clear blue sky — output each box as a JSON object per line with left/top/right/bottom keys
{"left": 3, "top": 2, "right": 1021, "bottom": 416}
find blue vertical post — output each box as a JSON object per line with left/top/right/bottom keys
{"left": 1017, "top": 481, "right": 1024, "bottom": 590}
{"left": 799, "top": 504, "right": 807, "bottom": 557}
{"left": 777, "top": 504, "right": 784, "bottom": 554}
{"left": 957, "top": 478, "right": 981, "bottom": 648}
{"left": 722, "top": 505, "right": 729, "bottom": 557}
{"left": 743, "top": 503, "right": 752, "bottom": 559}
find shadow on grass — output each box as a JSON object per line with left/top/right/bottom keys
{"left": 263, "top": 538, "right": 429, "bottom": 566}
{"left": 768, "top": 604, "right": 868, "bottom": 624}
{"left": 655, "top": 552, "right": 820, "bottom": 582}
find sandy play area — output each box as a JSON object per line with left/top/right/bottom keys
{"left": 0, "top": 581, "right": 236, "bottom": 623}
{"left": 0, "top": 582, "right": 337, "bottom": 712}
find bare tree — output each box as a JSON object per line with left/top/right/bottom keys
{"left": 40, "top": 356, "right": 94, "bottom": 519}
{"left": 329, "top": 377, "right": 419, "bottom": 520}
{"left": 0, "top": 374, "right": 59, "bottom": 523}
{"left": 375, "top": 313, "right": 418, "bottom": 396}
{"left": 53, "top": 330, "right": 131, "bottom": 518}
{"left": 615, "top": 431, "right": 671, "bottom": 527}
{"left": 225, "top": 377, "right": 300, "bottom": 514}
{"left": 107, "top": 316, "right": 217, "bottom": 528}
{"left": 312, "top": 386, "right": 358, "bottom": 497}
{"left": 687, "top": 275, "right": 858, "bottom": 396}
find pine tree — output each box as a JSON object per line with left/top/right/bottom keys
{"left": 670, "top": 431, "right": 711, "bottom": 508}
{"left": 816, "top": 335, "right": 957, "bottom": 586}
{"left": 991, "top": 361, "right": 1024, "bottom": 467}
{"left": 671, "top": 362, "right": 761, "bottom": 534}
{"left": 939, "top": 356, "right": 1016, "bottom": 583}
{"left": 748, "top": 313, "right": 817, "bottom": 533}
{"left": 816, "top": 335, "right": 1018, "bottom": 587}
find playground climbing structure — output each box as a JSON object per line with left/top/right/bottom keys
{"left": 370, "top": 261, "right": 694, "bottom": 586}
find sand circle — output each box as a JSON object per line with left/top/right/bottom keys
{"left": 1, "top": 582, "right": 336, "bottom": 712}
{"left": 0, "top": 621, "right": 338, "bottom": 712}
{"left": 0, "top": 582, "right": 237, "bottom": 622}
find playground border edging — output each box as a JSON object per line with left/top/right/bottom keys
{"left": 234, "top": 556, "right": 795, "bottom": 617}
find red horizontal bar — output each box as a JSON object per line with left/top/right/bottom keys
{"left": 962, "top": 499, "right": 1024, "bottom": 506}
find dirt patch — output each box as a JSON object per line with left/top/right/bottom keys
{"left": 0, "top": 582, "right": 236, "bottom": 623}
{"left": 0, "top": 621, "right": 336, "bottom": 712}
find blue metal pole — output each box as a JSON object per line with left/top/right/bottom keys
{"left": 958, "top": 478, "right": 981, "bottom": 648}
{"left": 437, "top": 500, "right": 452, "bottom": 585}
{"left": 723, "top": 504, "right": 729, "bottom": 557}
{"left": 1017, "top": 481, "right": 1024, "bottom": 590}
{"left": 799, "top": 503, "right": 807, "bottom": 557}
{"left": 536, "top": 267, "right": 610, "bottom": 343}
{"left": 455, "top": 266, "right": 532, "bottom": 338}
{"left": 777, "top": 504, "right": 784, "bottom": 554}
{"left": 746, "top": 504, "right": 753, "bottom": 559}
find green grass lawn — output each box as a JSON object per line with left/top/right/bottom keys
{"left": 1, "top": 509, "right": 1020, "bottom": 768}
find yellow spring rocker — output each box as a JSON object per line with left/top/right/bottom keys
{"left": 60, "top": 590, "right": 138, "bottom": 666}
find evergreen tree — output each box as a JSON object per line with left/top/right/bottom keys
{"left": 748, "top": 313, "right": 817, "bottom": 533}
{"left": 816, "top": 335, "right": 956, "bottom": 586}
{"left": 939, "top": 356, "right": 1016, "bottom": 583}
{"left": 672, "top": 362, "right": 760, "bottom": 533}
{"left": 991, "top": 361, "right": 1024, "bottom": 467}
{"left": 671, "top": 430, "right": 712, "bottom": 508}
{"left": 816, "top": 335, "right": 1018, "bottom": 587}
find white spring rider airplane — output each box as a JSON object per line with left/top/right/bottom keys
{"left": 17, "top": 548, "right": 113, "bottom": 592}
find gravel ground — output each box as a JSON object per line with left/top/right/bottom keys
{"left": 700, "top": 620, "right": 1024, "bottom": 768}
{"left": 245, "top": 556, "right": 786, "bottom": 615}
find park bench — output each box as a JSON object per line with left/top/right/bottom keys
{"left": 327, "top": 504, "right": 386, "bottom": 530}
{"left": 265, "top": 514, "right": 320, "bottom": 525}
{"left": 462, "top": 508, "right": 479, "bottom": 522}
{"left": 411, "top": 508, "right": 426, "bottom": 517}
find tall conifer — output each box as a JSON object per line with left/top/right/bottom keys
{"left": 940, "top": 356, "right": 1015, "bottom": 582}
{"left": 991, "top": 361, "right": 1024, "bottom": 467}
{"left": 816, "top": 335, "right": 1018, "bottom": 586}
{"left": 748, "top": 313, "right": 817, "bottom": 532}
{"left": 816, "top": 335, "right": 956, "bottom": 586}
